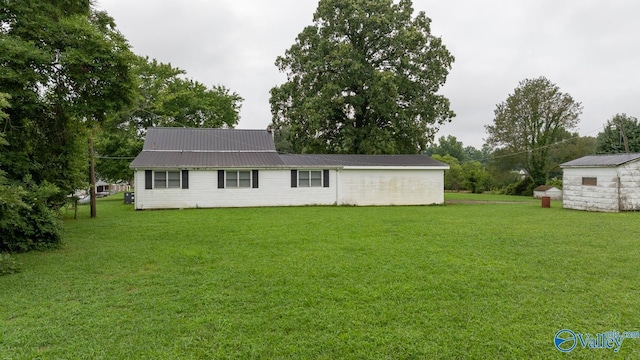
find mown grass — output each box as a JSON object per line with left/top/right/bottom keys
{"left": 1, "top": 193, "right": 639, "bottom": 359}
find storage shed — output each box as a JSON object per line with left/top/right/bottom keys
{"left": 560, "top": 153, "right": 640, "bottom": 212}
{"left": 533, "top": 185, "right": 562, "bottom": 200}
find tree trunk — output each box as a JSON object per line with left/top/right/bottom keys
{"left": 88, "top": 135, "right": 97, "bottom": 218}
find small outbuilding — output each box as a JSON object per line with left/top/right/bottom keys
{"left": 533, "top": 185, "right": 562, "bottom": 200}
{"left": 560, "top": 153, "right": 640, "bottom": 212}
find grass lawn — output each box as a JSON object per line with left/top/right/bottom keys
{"left": 2, "top": 193, "right": 639, "bottom": 359}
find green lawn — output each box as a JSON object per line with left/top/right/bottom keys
{"left": 2, "top": 193, "right": 639, "bottom": 359}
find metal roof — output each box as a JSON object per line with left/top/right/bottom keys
{"left": 130, "top": 151, "right": 285, "bottom": 168}
{"left": 560, "top": 153, "right": 640, "bottom": 167}
{"left": 130, "top": 128, "right": 448, "bottom": 169}
{"left": 279, "top": 154, "right": 448, "bottom": 167}
{"left": 130, "top": 152, "right": 447, "bottom": 169}
{"left": 142, "top": 127, "right": 276, "bottom": 152}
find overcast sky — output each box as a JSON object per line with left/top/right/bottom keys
{"left": 96, "top": 0, "right": 640, "bottom": 148}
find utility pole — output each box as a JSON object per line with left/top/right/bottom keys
{"left": 619, "top": 119, "right": 630, "bottom": 153}
{"left": 88, "top": 135, "right": 97, "bottom": 218}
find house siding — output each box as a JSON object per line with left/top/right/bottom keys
{"left": 134, "top": 168, "right": 445, "bottom": 209}
{"left": 134, "top": 169, "right": 338, "bottom": 209}
{"left": 336, "top": 168, "right": 444, "bottom": 206}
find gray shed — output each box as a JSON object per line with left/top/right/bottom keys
{"left": 560, "top": 153, "right": 640, "bottom": 212}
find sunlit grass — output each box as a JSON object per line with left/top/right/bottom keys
{"left": 1, "top": 193, "right": 639, "bottom": 358}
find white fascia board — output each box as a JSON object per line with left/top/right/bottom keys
{"left": 341, "top": 165, "right": 449, "bottom": 170}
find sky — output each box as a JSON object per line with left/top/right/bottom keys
{"left": 95, "top": 0, "right": 640, "bottom": 148}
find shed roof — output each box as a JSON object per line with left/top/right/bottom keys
{"left": 533, "top": 185, "right": 561, "bottom": 192}
{"left": 560, "top": 153, "right": 640, "bottom": 167}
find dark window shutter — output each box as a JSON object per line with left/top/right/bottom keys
{"left": 145, "top": 170, "right": 153, "bottom": 189}
{"left": 218, "top": 170, "right": 225, "bottom": 189}
{"left": 323, "top": 170, "right": 329, "bottom": 187}
{"left": 291, "top": 170, "right": 297, "bottom": 188}
{"left": 252, "top": 170, "right": 259, "bottom": 188}
{"left": 182, "top": 170, "right": 189, "bottom": 189}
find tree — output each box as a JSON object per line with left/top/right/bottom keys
{"left": 547, "top": 131, "right": 596, "bottom": 179}
{"left": 432, "top": 154, "right": 463, "bottom": 191}
{"left": 596, "top": 114, "right": 640, "bottom": 154}
{"left": 0, "top": 1, "right": 135, "bottom": 198}
{"left": 485, "top": 77, "right": 582, "bottom": 186}
{"left": 465, "top": 144, "right": 492, "bottom": 165}
{"left": 424, "top": 135, "right": 467, "bottom": 161}
{"left": 95, "top": 56, "right": 243, "bottom": 183}
{"left": 270, "top": 0, "right": 455, "bottom": 154}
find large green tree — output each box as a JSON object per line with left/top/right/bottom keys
{"left": 485, "top": 77, "right": 582, "bottom": 186}
{"left": 95, "top": 56, "right": 243, "bottom": 183}
{"left": 425, "top": 135, "right": 467, "bottom": 162}
{"left": 270, "top": 0, "right": 454, "bottom": 154}
{"left": 0, "top": 0, "right": 135, "bottom": 198}
{"left": 596, "top": 113, "right": 640, "bottom": 154}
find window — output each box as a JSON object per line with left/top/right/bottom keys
{"left": 582, "top": 177, "right": 597, "bottom": 186}
{"left": 149, "top": 170, "right": 189, "bottom": 189}
{"left": 292, "top": 170, "right": 329, "bottom": 187}
{"left": 219, "top": 170, "right": 258, "bottom": 188}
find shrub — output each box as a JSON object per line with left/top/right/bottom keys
{"left": 0, "top": 178, "right": 63, "bottom": 253}
{"left": 0, "top": 253, "right": 21, "bottom": 276}
{"left": 546, "top": 178, "right": 563, "bottom": 189}
{"left": 503, "top": 176, "right": 535, "bottom": 196}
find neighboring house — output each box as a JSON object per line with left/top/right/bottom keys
{"left": 95, "top": 180, "right": 130, "bottom": 197}
{"left": 129, "top": 127, "right": 449, "bottom": 210}
{"left": 560, "top": 153, "right": 640, "bottom": 212}
{"left": 533, "top": 185, "right": 562, "bottom": 200}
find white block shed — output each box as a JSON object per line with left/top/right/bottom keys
{"left": 560, "top": 153, "right": 640, "bottom": 212}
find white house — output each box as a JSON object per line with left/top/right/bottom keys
{"left": 560, "top": 153, "right": 640, "bottom": 212}
{"left": 533, "top": 185, "right": 562, "bottom": 200}
{"left": 129, "top": 127, "right": 449, "bottom": 210}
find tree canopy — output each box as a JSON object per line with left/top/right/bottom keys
{"left": 0, "top": 0, "right": 135, "bottom": 196}
{"left": 270, "top": 0, "right": 454, "bottom": 154}
{"left": 596, "top": 113, "right": 640, "bottom": 154}
{"left": 95, "top": 56, "right": 243, "bottom": 183}
{"left": 485, "top": 77, "right": 582, "bottom": 185}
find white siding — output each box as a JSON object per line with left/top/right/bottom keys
{"left": 618, "top": 162, "right": 640, "bottom": 211}
{"left": 134, "top": 169, "right": 337, "bottom": 209}
{"left": 336, "top": 168, "right": 444, "bottom": 206}
{"left": 562, "top": 159, "right": 640, "bottom": 212}
{"left": 533, "top": 188, "right": 562, "bottom": 200}
{"left": 562, "top": 167, "right": 620, "bottom": 212}
{"left": 134, "top": 167, "right": 445, "bottom": 209}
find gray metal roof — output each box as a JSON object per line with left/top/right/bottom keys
{"left": 560, "top": 153, "right": 640, "bottom": 167}
{"left": 279, "top": 154, "right": 448, "bottom": 167}
{"left": 130, "top": 128, "right": 448, "bottom": 169}
{"left": 130, "top": 151, "right": 285, "bottom": 168}
{"left": 142, "top": 127, "right": 277, "bottom": 152}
